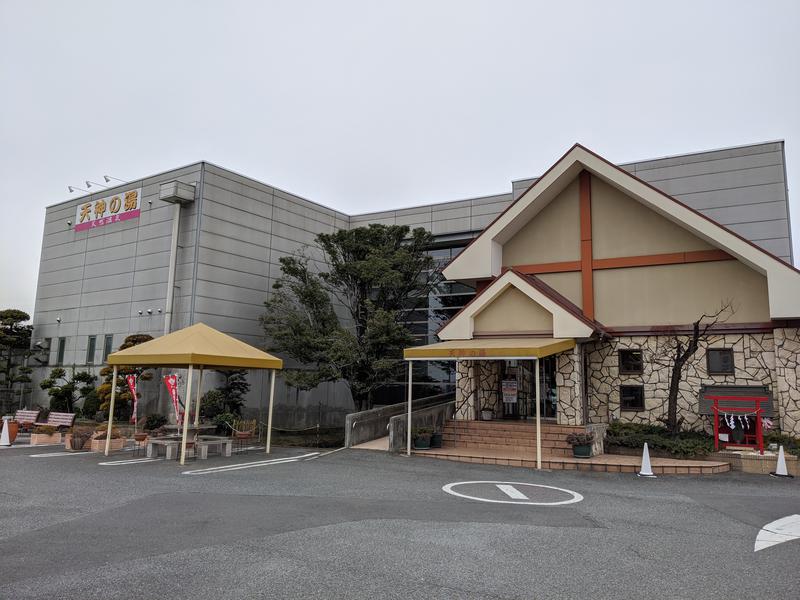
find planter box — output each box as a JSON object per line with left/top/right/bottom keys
{"left": 713, "top": 450, "right": 798, "bottom": 476}
{"left": 89, "top": 437, "right": 127, "bottom": 453}
{"left": 30, "top": 432, "right": 62, "bottom": 446}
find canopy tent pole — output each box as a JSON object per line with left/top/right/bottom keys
{"left": 265, "top": 368, "right": 276, "bottom": 454}
{"left": 180, "top": 365, "right": 194, "bottom": 465}
{"left": 194, "top": 368, "right": 203, "bottom": 427}
{"left": 535, "top": 358, "right": 541, "bottom": 470}
{"left": 406, "top": 361, "right": 412, "bottom": 456}
{"left": 104, "top": 365, "right": 119, "bottom": 456}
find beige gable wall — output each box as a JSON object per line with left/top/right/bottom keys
{"left": 502, "top": 178, "right": 580, "bottom": 265}
{"left": 591, "top": 177, "right": 715, "bottom": 260}
{"left": 473, "top": 286, "right": 554, "bottom": 334}
{"left": 537, "top": 271, "right": 583, "bottom": 309}
{"left": 594, "top": 260, "right": 771, "bottom": 326}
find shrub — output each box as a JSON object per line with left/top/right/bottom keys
{"left": 33, "top": 425, "right": 58, "bottom": 435}
{"left": 144, "top": 414, "right": 168, "bottom": 431}
{"left": 81, "top": 389, "right": 102, "bottom": 420}
{"left": 566, "top": 432, "right": 595, "bottom": 446}
{"left": 765, "top": 431, "right": 800, "bottom": 457}
{"left": 92, "top": 425, "right": 122, "bottom": 439}
{"left": 200, "top": 389, "right": 226, "bottom": 419}
{"left": 606, "top": 421, "right": 714, "bottom": 458}
{"left": 213, "top": 412, "right": 237, "bottom": 434}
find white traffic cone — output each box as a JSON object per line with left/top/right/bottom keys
{"left": 0, "top": 416, "right": 11, "bottom": 447}
{"left": 637, "top": 442, "right": 656, "bottom": 478}
{"left": 769, "top": 446, "right": 794, "bottom": 478}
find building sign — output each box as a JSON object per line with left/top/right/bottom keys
{"left": 502, "top": 379, "right": 518, "bottom": 404}
{"left": 74, "top": 188, "right": 142, "bottom": 232}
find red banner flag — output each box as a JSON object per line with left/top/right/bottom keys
{"left": 164, "top": 374, "right": 183, "bottom": 426}
{"left": 125, "top": 374, "right": 138, "bottom": 424}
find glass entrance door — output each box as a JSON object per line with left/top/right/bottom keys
{"left": 499, "top": 358, "right": 557, "bottom": 420}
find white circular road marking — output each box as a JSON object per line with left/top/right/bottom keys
{"left": 442, "top": 481, "right": 584, "bottom": 506}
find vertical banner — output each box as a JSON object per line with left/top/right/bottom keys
{"left": 164, "top": 374, "right": 183, "bottom": 425}
{"left": 125, "top": 374, "right": 138, "bottom": 424}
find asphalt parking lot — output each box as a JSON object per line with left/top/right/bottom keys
{"left": 1, "top": 443, "right": 798, "bottom": 599}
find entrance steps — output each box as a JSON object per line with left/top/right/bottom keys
{"left": 441, "top": 420, "right": 582, "bottom": 457}
{"left": 417, "top": 419, "right": 731, "bottom": 475}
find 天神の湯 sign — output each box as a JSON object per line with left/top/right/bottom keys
{"left": 74, "top": 188, "right": 142, "bottom": 232}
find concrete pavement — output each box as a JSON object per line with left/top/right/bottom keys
{"left": 1, "top": 444, "right": 798, "bottom": 599}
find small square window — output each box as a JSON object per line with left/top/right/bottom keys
{"left": 707, "top": 349, "right": 734, "bottom": 375}
{"left": 620, "top": 385, "right": 645, "bottom": 411}
{"left": 619, "top": 350, "right": 643, "bottom": 374}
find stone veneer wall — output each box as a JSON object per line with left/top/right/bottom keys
{"left": 585, "top": 333, "right": 777, "bottom": 433}
{"left": 455, "top": 360, "right": 500, "bottom": 419}
{"left": 556, "top": 346, "right": 584, "bottom": 426}
{"left": 774, "top": 328, "right": 800, "bottom": 436}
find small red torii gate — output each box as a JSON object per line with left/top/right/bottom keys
{"left": 707, "top": 394, "right": 767, "bottom": 456}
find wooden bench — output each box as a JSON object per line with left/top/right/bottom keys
{"left": 34, "top": 412, "right": 76, "bottom": 430}
{"left": 14, "top": 409, "right": 41, "bottom": 432}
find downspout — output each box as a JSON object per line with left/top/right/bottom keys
{"left": 189, "top": 163, "right": 206, "bottom": 326}
{"left": 163, "top": 202, "right": 181, "bottom": 335}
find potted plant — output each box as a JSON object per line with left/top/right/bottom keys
{"left": 2, "top": 417, "right": 19, "bottom": 444}
{"left": 31, "top": 425, "right": 61, "bottom": 446}
{"left": 481, "top": 407, "right": 494, "bottom": 421}
{"left": 412, "top": 427, "right": 433, "bottom": 450}
{"left": 430, "top": 427, "right": 443, "bottom": 448}
{"left": 65, "top": 427, "right": 93, "bottom": 452}
{"left": 566, "top": 431, "right": 595, "bottom": 458}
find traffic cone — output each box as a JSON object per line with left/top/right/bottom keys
{"left": 0, "top": 416, "right": 11, "bottom": 447}
{"left": 637, "top": 442, "right": 656, "bottom": 478}
{"left": 769, "top": 446, "right": 794, "bottom": 478}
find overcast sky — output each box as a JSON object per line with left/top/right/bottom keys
{"left": 1, "top": 0, "right": 798, "bottom": 316}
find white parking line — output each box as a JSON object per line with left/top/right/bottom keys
{"left": 305, "top": 447, "right": 344, "bottom": 460}
{"left": 181, "top": 452, "right": 319, "bottom": 475}
{"left": 98, "top": 458, "right": 161, "bottom": 466}
{"left": 30, "top": 451, "right": 97, "bottom": 458}
{"left": 496, "top": 484, "right": 529, "bottom": 500}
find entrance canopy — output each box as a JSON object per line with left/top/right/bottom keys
{"left": 107, "top": 322, "right": 282, "bottom": 369}
{"left": 403, "top": 337, "right": 575, "bottom": 360}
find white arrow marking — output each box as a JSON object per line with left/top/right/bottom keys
{"left": 755, "top": 514, "right": 800, "bottom": 552}
{"left": 496, "top": 484, "right": 529, "bottom": 500}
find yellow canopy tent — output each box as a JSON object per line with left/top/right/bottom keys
{"left": 105, "top": 323, "right": 283, "bottom": 465}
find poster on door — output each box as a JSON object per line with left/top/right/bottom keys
{"left": 501, "top": 379, "right": 518, "bottom": 404}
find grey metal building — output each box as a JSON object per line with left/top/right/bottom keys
{"left": 28, "top": 140, "right": 793, "bottom": 426}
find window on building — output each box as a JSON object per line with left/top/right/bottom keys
{"left": 86, "top": 335, "right": 96, "bottom": 365}
{"left": 707, "top": 348, "right": 734, "bottom": 375}
{"left": 620, "top": 385, "right": 645, "bottom": 411}
{"left": 43, "top": 338, "right": 52, "bottom": 365}
{"left": 619, "top": 349, "right": 643, "bottom": 374}
{"left": 102, "top": 334, "right": 114, "bottom": 363}
{"left": 56, "top": 337, "right": 66, "bottom": 366}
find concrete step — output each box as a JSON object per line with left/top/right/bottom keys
{"left": 441, "top": 434, "right": 571, "bottom": 450}
{"left": 411, "top": 447, "right": 732, "bottom": 475}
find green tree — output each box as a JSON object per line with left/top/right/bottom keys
{"left": 96, "top": 334, "right": 155, "bottom": 420}
{"left": 39, "top": 366, "right": 97, "bottom": 412}
{"left": 200, "top": 370, "right": 250, "bottom": 418}
{"left": 262, "top": 224, "right": 437, "bottom": 411}
{"left": 0, "top": 309, "right": 33, "bottom": 396}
